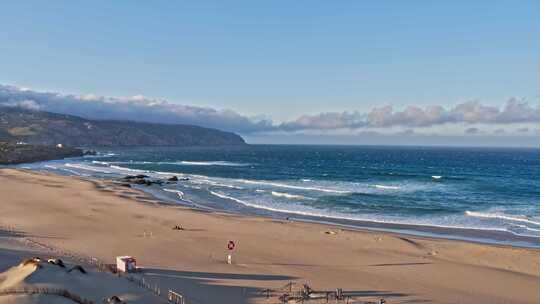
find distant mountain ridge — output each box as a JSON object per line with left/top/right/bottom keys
{"left": 0, "top": 107, "right": 246, "bottom": 147}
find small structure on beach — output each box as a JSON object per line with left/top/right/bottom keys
{"left": 116, "top": 256, "right": 137, "bottom": 273}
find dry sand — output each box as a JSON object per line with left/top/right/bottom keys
{"left": 1, "top": 168, "right": 540, "bottom": 303}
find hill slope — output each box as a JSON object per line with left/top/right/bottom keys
{"left": 0, "top": 142, "right": 83, "bottom": 164}
{"left": 0, "top": 107, "right": 246, "bottom": 147}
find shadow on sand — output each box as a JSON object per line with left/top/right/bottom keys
{"left": 141, "top": 268, "right": 296, "bottom": 304}
{"left": 140, "top": 268, "right": 422, "bottom": 304}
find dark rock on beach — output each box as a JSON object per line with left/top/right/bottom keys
{"left": 124, "top": 175, "right": 149, "bottom": 180}
{"left": 83, "top": 149, "right": 98, "bottom": 156}
{"left": 120, "top": 174, "right": 163, "bottom": 186}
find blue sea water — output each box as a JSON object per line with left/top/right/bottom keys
{"left": 20, "top": 145, "right": 540, "bottom": 246}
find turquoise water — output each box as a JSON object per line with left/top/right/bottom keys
{"left": 22, "top": 145, "right": 540, "bottom": 246}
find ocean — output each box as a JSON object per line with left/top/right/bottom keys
{"left": 19, "top": 145, "right": 540, "bottom": 247}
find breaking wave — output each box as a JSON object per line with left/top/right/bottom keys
{"left": 65, "top": 163, "right": 112, "bottom": 174}
{"left": 374, "top": 185, "right": 401, "bottom": 190}
{"left": 178, "top": 161, "right": 249, "bottom": 167}
{"left": 237, "top": 179, "right": 351, "bottom": 194}
{"left": 465, "top": 211, "right": 540, "bottom": 226}
{"left": 271, "top": 191, "right": 313, "bottom": 200}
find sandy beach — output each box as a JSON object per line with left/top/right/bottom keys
{"left": 1, "top": 168, "right": 540, "bottom": 304}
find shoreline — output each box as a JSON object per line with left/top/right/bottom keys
{"left": 15, "top": 148, "right": 540, "bottom": 249}
{"left": 15, "top": 161, "right": 540, "bottom": 249}
{"left": 10, "top": 162, "right": 540, "bottom": 249}
{"left": 130, "top": 175, "right": 540, "bottom": 249}
{"left": 2, "top": 168, "right": 540, "bottom": 303}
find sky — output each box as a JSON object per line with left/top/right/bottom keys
{"left": 1, "top": 1, "right": 540, "bottom": 146}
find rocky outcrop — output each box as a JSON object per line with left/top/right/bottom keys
{"left": 119, "top": 174, "right": 189, "bottom": 187}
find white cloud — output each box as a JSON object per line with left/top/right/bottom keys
{"left": 278, "top": 100, "right": 540, "bottom": 131}
{"left": 0, "top": 84, "right": 272, "bottom": 133}
{"left": 1, "top": 84, "right": 539, "bottom": 135}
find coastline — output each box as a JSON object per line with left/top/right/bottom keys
{"left": 17, "top": 145, "right": 540, "bottom": 248}
{"left": 2, "top": 168, "right": 540, "bottom": 303}
{"left": 134, "top": 175, "right": 540, "bottom": 249}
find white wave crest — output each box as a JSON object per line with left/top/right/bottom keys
{"left": 432, "top": 175, "right": 442, "bottom": 180}
{"left": 109, "top": 165, "right": 148, "bottom": 173}
{"left": 110, "top": 161, "right": 153, "bottom": 165}
{"left": 61, "top": 168, "right": 86, "bottom": 176}
{"left": 510, "top": 224, "right": 540, "bottom": 233}
{"left": 374, "top": 185, "right": 401, "bottom": 190}
{"left": 109, "top": 160, "right": 249, "bottom": 167}
{"left": 210, "top": 191, "right": 250, "bottom": 205}
{"left": 193, "top": 179, "right": 244, "bottom": 190}
{"left": 92, "top": 161, "right": 110, "bottom": 166}
{"left": 237, "top": 179, "right": 351, "bottom": 194}
{"left": 65, "top": 163, "right": 112, "bottom": 174}
{"left": 179, "top": 161, "right": 248, "bottom": 167}
{"left": 271, "top": 191, "right": 312, "bottom": 200}
{"left": 209, "top": 191, "right": 303, "bottom": 214}
{"left": 465, "top": 211, "right": 540, "bottom": 226}
{"left": 207, "top": 192, "right": 514, "bottom": 236}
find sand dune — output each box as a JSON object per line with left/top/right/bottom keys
{"left": 0, "top": 252, "right": 166, "bottom": 304}
{"left": 1, "top": 168, "right": 540, "bottom": 303}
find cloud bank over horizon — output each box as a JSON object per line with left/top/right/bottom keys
{"left": 1, "top": 84, "right": 539, "bottom": 138}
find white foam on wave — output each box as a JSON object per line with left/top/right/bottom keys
{"left": 237, "top": 179, "right": 351, "bottom": 194}
{"left": 155, "top": 171, "right": 187, "bottom": 177}
{"left": 65, "top": 163, "right": 112, "bottom": 174}
{"left": 44, "top": 165, "right": 58, "bottom": 169}
{"left": 192, "top": 179, "right": 244, "bottom": 190}
{"left": 510, "top": 224, "right": 540, "bottom": 233}
{"left": 465, "top": 211, "right": 540, "bottom": 226}
{"left": 210, "top": 191, "right": 290, "bottom": 212}
{"left": 164, "top": 188, "right": 184, "bottom": 198}
{"left": 208, "top": 191, "right": 514, "bottom": 235}
{"left": 61, "top": 167, "right": 86, "bottom": 176}
{"left": 109, "top": 161, "right": 153, "bottom": 165}
{"left": 271, "top": 191, "right": 313, "bottom": 200}
{"left": 109, "top": 165, "right": 148, "bottom": 173}
{"left": 374, "top": 184, "right": 401, "bottom": 190}
{"left": 83, "top": 152, "right": 116, "bottom": 158}
{"left": 92, "top": 161, "right": 110, "bottom": 166}
{"left": 178, "top": 161, "right": 248, "bottom": 167}
{"left": 108, "top": 160, "right": 249, "bottom": 167}
{"left": 432, "top": 175, "right": 442, "bottom": 180}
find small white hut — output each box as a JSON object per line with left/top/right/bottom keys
{"left": 116, "top": 256, "right": 137, "bottom": 273}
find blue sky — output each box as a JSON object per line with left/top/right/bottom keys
{"left": 1, "top": 1, "right": 540, "bottom": 146}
